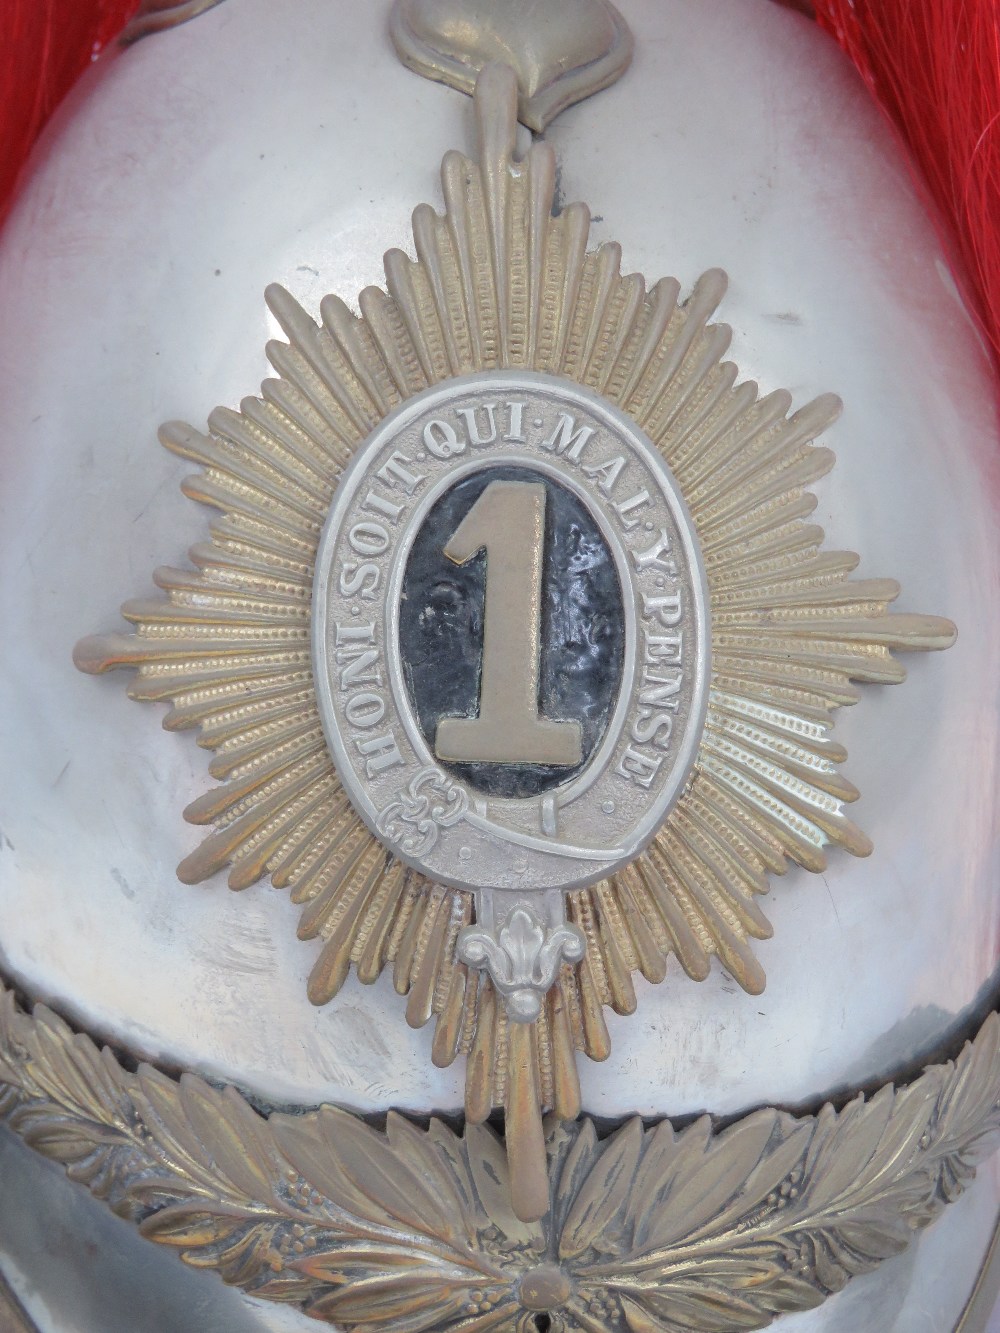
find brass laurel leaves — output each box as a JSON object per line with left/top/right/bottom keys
{"left": 2, "top": 982, "right": 999, "bottom": 1332}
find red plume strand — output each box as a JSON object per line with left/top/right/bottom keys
{"left": 813, "top": 0, "right": 1000, "bottom": 374}
{"left": 0, "top": 0, "right": 140, "bottom": 224}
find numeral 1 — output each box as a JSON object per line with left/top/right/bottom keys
{"left": 435, "top": 479, "right": 583, "bottom": 767}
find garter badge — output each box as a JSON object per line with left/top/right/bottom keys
{"left": 75, "top": 62, "right": 955, "bottom": 1219}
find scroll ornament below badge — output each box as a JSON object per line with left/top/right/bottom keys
{"left": 74, "top": 63, "right": 956, "bottom": 1220}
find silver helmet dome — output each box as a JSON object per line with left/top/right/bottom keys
{"left": 0, "top": 2, "right": 998, "bottom": 1330}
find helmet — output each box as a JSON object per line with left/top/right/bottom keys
{"left": 1, "top": 1, "right": 998, "bottom": 1329}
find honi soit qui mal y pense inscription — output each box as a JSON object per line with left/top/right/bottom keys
{"left": 313, "top": 374, "right": 708, "bottom": 902}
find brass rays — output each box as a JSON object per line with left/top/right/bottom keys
{"left": 75, "top": 64, "right": 955, "bottom": 1196}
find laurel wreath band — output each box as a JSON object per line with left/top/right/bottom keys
{"left": 1, "top": 978, "right": 998, "bottom": 1331}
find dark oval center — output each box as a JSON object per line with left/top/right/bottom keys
{"left": 398, "top": 464, "right": 625, "bottom": 799}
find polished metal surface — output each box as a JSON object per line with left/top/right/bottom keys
{"left": 0, "top": 1264, "right": 35, "bottom": 1333}
{"left": 121, "top": 0, "right": 227, "bottom": 43}
{"left": 959, "top": 1215, "right": 1000, "bottom": 1332}
{"left": 0, "top": 10, "right": 998, "bottom": 1326}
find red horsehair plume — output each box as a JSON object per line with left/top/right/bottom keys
{"left": 0, "top": 0, "right": 140, "bottom": 224}
{"left": 813, "top": 0, "right": 1000, "bottom": 375}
